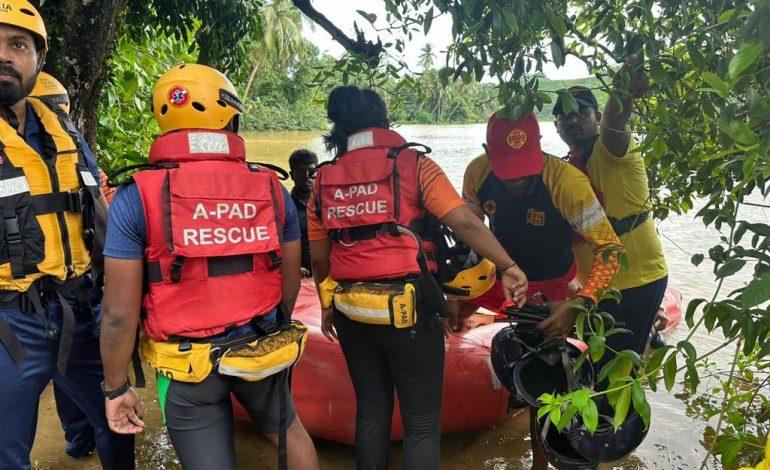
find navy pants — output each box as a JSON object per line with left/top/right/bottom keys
{"left": 0, "top": 304, "right": 134, "bottom": 469}
{"left": 597, "top": 275, "right": 669, "bottom": 370}
{"left": 54, "top": 382, "right": 96, "bottom": 458}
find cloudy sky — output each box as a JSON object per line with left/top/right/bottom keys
{"left": 302, "top": 0, "right": 591, "bottom": 80}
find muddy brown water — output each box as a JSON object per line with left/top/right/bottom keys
{"left": 31, "top": 124, "right": 750, "bottom": 468}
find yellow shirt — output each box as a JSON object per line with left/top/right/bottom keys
{"left": 573, "top": 137, "right": 668, "bottom": 290}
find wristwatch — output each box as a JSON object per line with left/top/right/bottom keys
{"left": 101, "top": 378, "right": 131, "bottom": 400}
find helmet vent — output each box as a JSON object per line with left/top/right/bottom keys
{"left": 192, "top": 102, "right": 206, "bottom": 112}
{"left": 461, "top": 285, "right": 472, "bottom": 289}
{"left": 217, "top": 99, "right": 227, "bottom": 108}
{"left": 160, "top": 104, "right": 168, "bottom": 115}
{"left": 478, "top": 275, "right": 488, "bottom": 281}
{"left": 19, "top": 8, "right": 36, "bottom": 16}
{"left": 179, "top": 64, "right": 186, "bottom": 69}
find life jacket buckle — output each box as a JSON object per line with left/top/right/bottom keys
{"left": 170, "top": 257, "right": 184, "bottom": 282}
{"left": 267, "top": 251, "right": 282, "bottom": 271}
{"left": 3, "top": 216, "right": 21, "bottom": 244}
{"left": 66, "top": 189, "right": 85, "bottom": 214}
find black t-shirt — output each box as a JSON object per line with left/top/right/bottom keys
{"left": 291, "top": 188, "right": 311, "bottom": 272}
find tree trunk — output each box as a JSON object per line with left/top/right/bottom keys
{"left": 242, "top": 61, "right": 261, "bottom": 102}
{"left": 35, "top": 0, "right": 128, "bottom": 147}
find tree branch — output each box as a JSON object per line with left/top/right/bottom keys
{"left": 291, "top": 0, "right": 382, "bottom": 67}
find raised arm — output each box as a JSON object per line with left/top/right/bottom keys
{"left": 600, "top": 54, "right": 649, "bottom": 157}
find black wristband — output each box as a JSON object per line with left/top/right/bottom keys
{"left": 101, "top": 378, "right": 131, "bottom": 400}
{"left": 499, "top": 262, "right": 518, "bottom": 273}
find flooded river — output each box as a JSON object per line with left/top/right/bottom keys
{"left": 31, "top": 124, "right": 758, "bottom": 469}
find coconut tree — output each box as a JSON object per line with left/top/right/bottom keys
{"left": 418, "top": 43, "right": 435, "bottom": 71}
{"left": 242, "top": 0, "right": 308, "bottom": 99}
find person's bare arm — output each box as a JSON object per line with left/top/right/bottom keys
{"left": 601, "top": 54, "right": 648, "bottom": 157}
{"left": 100, "top": 257, "right": 143, "bottom": 390}
{"left": 310, "top": 239, "right": 332, "bottom": 286}
{"left": 280, "top": 239, "right": 302, "bottom": 317}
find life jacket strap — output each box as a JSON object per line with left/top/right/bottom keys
{"left": 31, "top": 190, "right": 85, "bottom": 215}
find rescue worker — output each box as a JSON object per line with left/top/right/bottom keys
{"left": 308, "top": 85, "right": 528, "bottom": 470}
{"left": 461, "top": 111, "right": 622, "bottom": 470}
{"left": 288, "top": 149, "right": 318, "bottom": 276}
{"left": 30, "top": 71, "right": 96, "bottom": 459}
{"left": 553, "top": 54, "right": 668, "bottom": 364}
{"left": 100, "top": 63, "right": 319, "bottom": 470}
{"left": 0, "top": 1, "right": 135, "bottom": 468}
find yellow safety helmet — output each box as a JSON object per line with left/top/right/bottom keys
{"left": 152, "top": 63, "right": 243, "bottom": 134}
{"left": 31, "top": 71, "right": 69, "bottom": 113}
{"left": 442, "top": 255, "right": 497, "bottom": 300}
{"left": 0, "top": 0, "right": 47, "bottom": 53}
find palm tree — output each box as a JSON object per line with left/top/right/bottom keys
{"left": 418, "top": 43, "right": 435, "bottom": 71}
{"left": 242, "top": 0, "right": 308, "bottom": 99}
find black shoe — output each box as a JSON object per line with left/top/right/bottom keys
{"left": 649, "top": 332, "right": 667, "bottom": 349}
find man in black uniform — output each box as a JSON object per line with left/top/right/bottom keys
{"left": 289, "top": 149, "right": 318, "bottom": 277}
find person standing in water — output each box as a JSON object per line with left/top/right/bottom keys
{"left": 289, "top": 149, "right": 318, "bottom": 277}
{"left": 308, "top": 85, "right": 528, "bottom": 470}
{"left": 553, "top": 54, "right": 668, "bottom": 363}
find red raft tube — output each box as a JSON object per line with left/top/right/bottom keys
{"left": 234, "top": 279, "right": 683, "bottom": 444}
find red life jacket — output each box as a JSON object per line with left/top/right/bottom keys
{"left": 133, "top": 130, "right": 284, "bottom": 341}
{"left": 314, "top": 127, "right": 436, "bottom": 281}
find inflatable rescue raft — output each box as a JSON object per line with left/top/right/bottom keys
{"left": 234, "top": 279, "right": 682, "bottom": 444}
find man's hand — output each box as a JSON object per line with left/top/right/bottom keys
{"left": 614, "top": 53, "right": 649, "bottom": 99}
{"left": 105, "top": 387, "right": 145, "bottom": 434}
{"left": 537, "top": 301, "right": 579, "bottom": 338}
{"left": 320, "top": 307, "right": 337, "bottom": 342}
{"left": 500, "top": 264, "right": 528, "bottom": 307}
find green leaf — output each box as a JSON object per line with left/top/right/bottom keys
{"left": 502, "top": 9, "right": 519, "bottom": 35}
{"left": 549, "top": 407, "right": 562, "bottom": 429}
{"left": 588, "top": 335, "right": 606, "bottom": 362}
{"left": 716, "top": 259, "right": 746, "bottom": 278}
{"left": 423, "top": 7, "right": 434, "bottom": 35}
{"left": 557, "top": 404, "right": 578, "bottom": 430}
{"left": 685, "top": 299, "right": 706, "bottom": 328}
{"left": 741, "top": 274, "right": 770, "bottom": 308}
{"left": 663, "top": 354, "right": 677, "bottom": 391}
{"left": 537, "top": 404, "right": 553, "bottom": 419}
{"left": 556, "top": 89, "right": 579, "bottom": 115}
{"left": 691, "top": 253, "right": 704, "bottom": 267}
{"left": 613, "top": 386, "right": 632, "bottom": 430}
{"left": 571, "top": 389, "right": 591, "bottom": 410}
{"left": 582, "top": 398, "right": 599, "bottom": 434}
{"left": 550, "top": 41, "right": 564, "bottom": 67}
{"left": 728, "top": 43, "right": 763, "bottom": 79}
{"left": 725, "top": 120, "right": 759, "bottom": 146}
{"left": 631, "top": 382, "right": 651, "bottom": 430}
{"left": 702, "top": 72, "right": 730, "bottom": 98}
{"left": 677, "top": 340, "right": 697, "bottom": 361}
{"left": 356, "top": 10, "right": 377, "bottom": 24}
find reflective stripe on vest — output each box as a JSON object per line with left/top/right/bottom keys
{"left": 0, "top": 97, "right": 93, "bottom": 291}
{"left": 134, "top": 130, "right": 284, "bottom": 341}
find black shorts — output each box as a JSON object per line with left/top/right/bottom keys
{"left": 158, "top": 371, "right": 296, "bottom": 470}
{"left": 160, "top": 371, "right": 296, "bottom": 433}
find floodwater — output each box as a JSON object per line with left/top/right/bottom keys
{"left": 30, "top": 124, "right": 759, "bottom": 469}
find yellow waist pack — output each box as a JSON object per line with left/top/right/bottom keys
{"left": 333, "top": 281, "right": 417, "bottom": 328}
{"left": 140, "top": 322, "right": 308, "bottom": 383}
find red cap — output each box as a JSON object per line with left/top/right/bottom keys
{"left": 486, "top": 112, "right": 544, "bottom": 179}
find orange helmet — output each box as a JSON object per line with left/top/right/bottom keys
{"left": 152, "top": 64, "right": 243, "bottom": 134}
